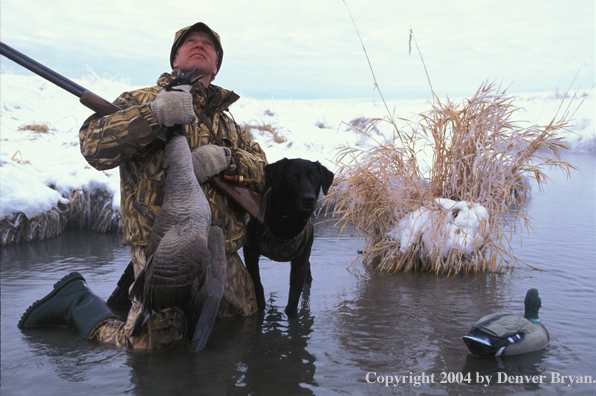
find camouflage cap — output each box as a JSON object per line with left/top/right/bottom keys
{"left": 170, "top": 22, "right": 223, "bottom": 71}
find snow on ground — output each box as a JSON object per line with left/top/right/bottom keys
{"left": 1, "top": 72, "right": 594, "bottom": 222}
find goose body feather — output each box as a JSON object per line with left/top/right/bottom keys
{"left": 131, "top": 134, "right": 227, "bottom": 352}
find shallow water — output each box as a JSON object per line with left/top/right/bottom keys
{"left": 1, "top": 152, "right": 595, "bottom": 395}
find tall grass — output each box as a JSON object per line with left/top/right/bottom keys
{"left": 325, "top": 83, "right": 577, "bottom": 274}
{"left": 329, "top": 2, "right": 578, "bottom": 274}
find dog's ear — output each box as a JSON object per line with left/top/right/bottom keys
{"left": 265, "top": 158, "right": 288, "bottom": 193}
{"left": 316, "top": 162, "right": 335, "bottom": 195}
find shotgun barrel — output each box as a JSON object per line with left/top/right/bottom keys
{"left": 0, "top": 40, "right": 265, "bottom": 222}
{"left": 1, "top": 41, "right": 122, "bottom": 116}
{"left": 1, "top": 41, "right": 85, "bottom": 96}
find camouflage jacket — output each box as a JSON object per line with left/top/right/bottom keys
{"left": 79, "top": 71, "right": 268, "bottom": 255}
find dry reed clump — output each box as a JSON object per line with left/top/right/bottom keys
{"left": 0, "top": 188, "right": 120, "bottom": 247}
{"left": 241, "top": 121, "right": 287, "bottom": 144}
{"left": 18, "top": 122, "right": 55, "bottom": 133}
{"left": 346, "top": 116, "right": 380, "bottom": 134}
{"left": 316, "top": 120, "right": 333, "bottom": 129}
{"left": 324, "top": 82, "right": 577, "bottom": 274}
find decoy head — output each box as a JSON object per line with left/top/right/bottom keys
{"left": 524, "top": 288, "right": 542, "bottom": 321}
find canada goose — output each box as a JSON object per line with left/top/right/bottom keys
{"left": 131, "top": 132, "right": 227, "bottom": 352}
{"left": 462, "top": 288, "right": 549, "bottom": 357}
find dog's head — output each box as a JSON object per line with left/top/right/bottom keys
{"left": 265, "top": 158, "right": 334, "bottom": 218}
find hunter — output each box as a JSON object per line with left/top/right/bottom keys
{"left": 19, "top": 22, "right": 267, "bottom": 349}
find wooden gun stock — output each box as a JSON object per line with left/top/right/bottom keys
{"left": 210, "top": 175, "right": 266, "bottom": 223}
{"left": 79, "top": 90, "right": 122, "bottom": 116}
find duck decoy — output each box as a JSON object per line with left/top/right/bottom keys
{"left": 131, "top": 129, "right": 227, "bottom": 353}
{"left": 462, "top": 288, "right": 549, "bottom": 357}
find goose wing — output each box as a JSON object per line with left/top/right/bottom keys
{"left": 189, "top": 226, "right": 228, "bottom": 352}
{"left": 131, "top": 225, "right": 210, "bottom": 334}
{"left": 146, "top": 227, "right": 209, "bottom": 310}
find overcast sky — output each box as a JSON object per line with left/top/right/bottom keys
{"left": 1, "top": 0, "right": 594, "bottom": 101}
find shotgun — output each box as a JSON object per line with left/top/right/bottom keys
{"left": 0, "top": 41, "right": 265, "bottom": 223}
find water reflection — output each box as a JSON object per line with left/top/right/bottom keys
{"left": 0, "top": 230, "right": 129, "bottom": 288}
{"left": 2, "top": 153, "right": 595, "bottom": 395}
{"left": 332, "top": 268, "right": 517, "bottom": 373}
{"left": 21, "top": 328, "right": 101, "bottom": 383}
{"left": 121, "top": 287, "right": 317, "bottom": 395}
{"left": 239, "top": 288, "right": 316, "bottom": 395}
{"left": 18, "top": 326, "right": 132, "bottom": 396}
{"left": 461, "top": 350, "right": 548, "bottom": 391}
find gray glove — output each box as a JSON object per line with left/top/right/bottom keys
{"left": 192, "top": 145, "right": 232, "bottom": 183}
{"left": 149, "top": 85, "right": 197, "bottom": 127}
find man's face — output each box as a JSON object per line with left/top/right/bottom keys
{"left": 173, "top": 30, "right": 219, "bottom": 83}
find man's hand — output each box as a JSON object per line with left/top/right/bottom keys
{"left": 150, "top": 85, "right": 197, "bottom": 127}
{"left": 192, "top": 145, "right": 232, "bottom": 183}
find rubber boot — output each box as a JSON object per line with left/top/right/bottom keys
{"left": 18, "top": 272, "right": 120, "bottom": 338}
{"left": 106, "top": 261, "right": 134, "bottom": 309}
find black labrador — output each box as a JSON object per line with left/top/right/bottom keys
{"left": 243, "top": 158, "right": 334, "bottom": 316}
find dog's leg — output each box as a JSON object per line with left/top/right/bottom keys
{"left": 243, "top": 243, "right": 266, "bottom": 311}
{"left": 286, "top": 235, "right": 314, "bottom": 316}
{"left": 286, "top": 255, "right": 310, "bottom": 316}
{"left": 305, "top": 261, "right": 313, "bottom": 285}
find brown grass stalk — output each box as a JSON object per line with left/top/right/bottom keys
{"left": 324, "top": 82, "right": 577, "bottom": 274}
{"left": 241, "top": 121, "right": 287, "bottom": 144}
{"left": 18, "top": 122, "right": 55, "bottom": 133}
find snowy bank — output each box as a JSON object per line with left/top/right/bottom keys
{"left": 1, "top": 72, "right": 594, "bottom": 245}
